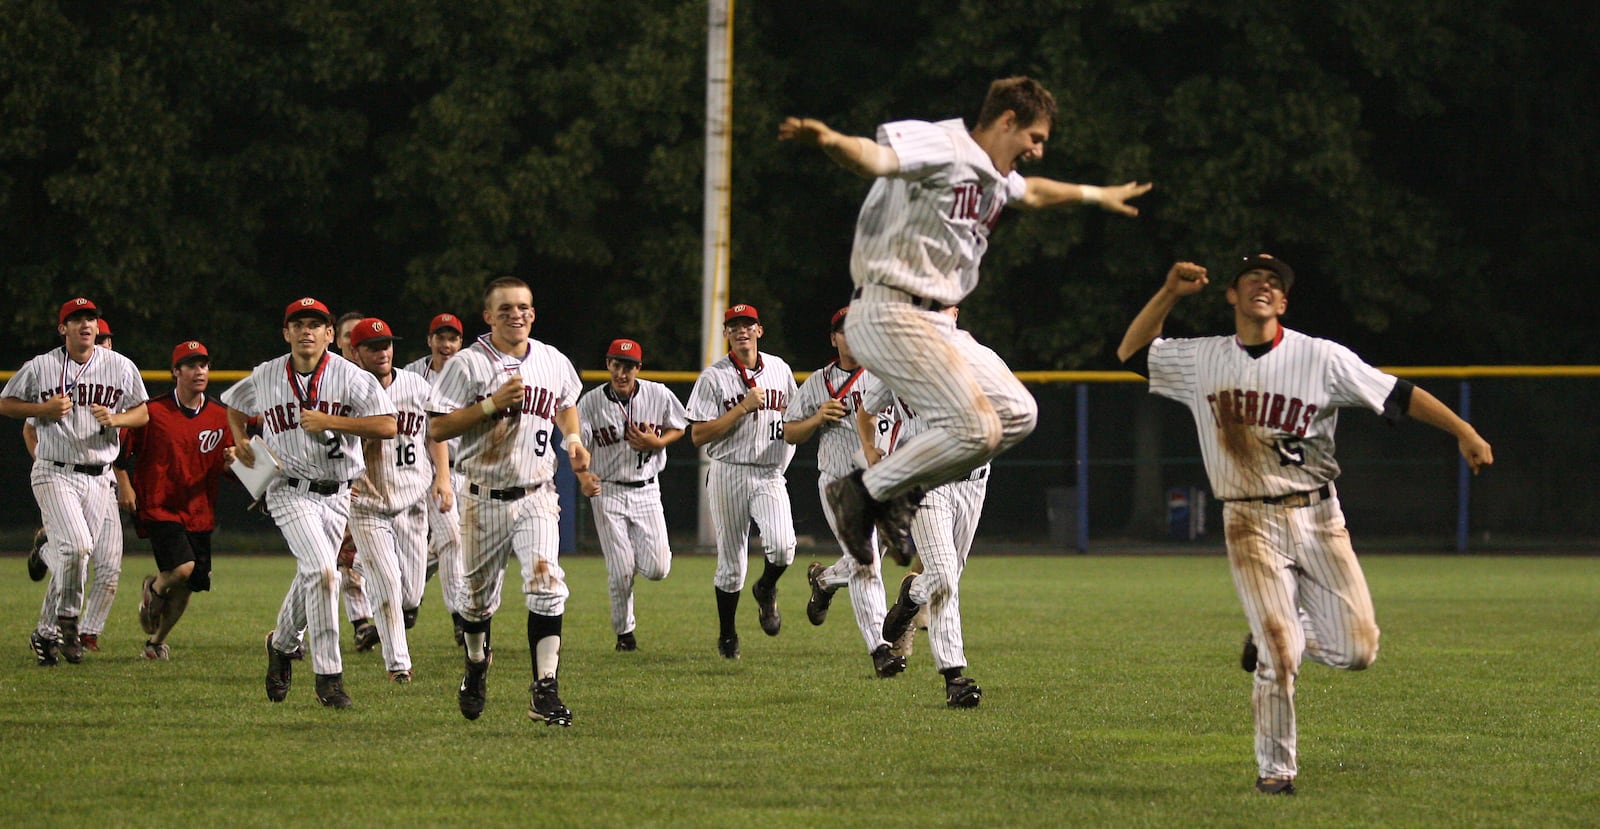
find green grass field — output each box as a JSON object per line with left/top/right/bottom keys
{"left": 2, "top": 553, "right": 1596, "bottom": 828}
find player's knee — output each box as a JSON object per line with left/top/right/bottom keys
{"left": 647, "top": 553, "right": 671, "bottom": 581}
{"left": 1346, "top": 624, "right": 1380, "bottom": 671}
{"left": 172, "top": 561, "right": 196, "bottom": 581}
{"left": 317, "top": 566, "right": 340, "bottom": 591}
{"left": 917, "top": 571, "right": 954, "bottom": 604}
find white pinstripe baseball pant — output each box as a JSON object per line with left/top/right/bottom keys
{"left": 906, "top": 473, "right": 988, "bottom": 672}
{"left": 30, "top": 462, "right": 115, "bottom": 632}
{"left": 706, "top": 461, "right": 795, "bottom": 593}
{"left": 845, "top": 297, "right": 1037, "bottom": 500}
{"left": 1226, "top": 489, "right": 1379, "bottom": 780}
{"left": 265, "top": 483, "right": 351, "bottom": 677}
{"left": 35, "top": 475, "right": 121, "bottom": 638}
{"left": 425, "top": 470, "right": 467, "bottom": 615}
{"left": 589, "top": 481, "right": 672, "bottom": 636}
{"left": 457, "top": 486, "right": 567, "bottom": 621}
{"left": 350, "top": 502, "right": 427, "bottom": 673}
{"left": 813, "top": 473, "right": 889, "bottom": 652}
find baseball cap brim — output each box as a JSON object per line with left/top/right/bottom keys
{"left": 1234, "top": 255, "right": 1296, "bottom": 290}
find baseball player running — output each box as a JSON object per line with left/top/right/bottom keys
{"left": 223, "top": 297, "right": 397, "bottom": 709}
{"left": 347, "top": 318, "right": 451, "bottom": 683}
{"left": 575, "top": 338, "right": 688, "bottom": 652}
{"left": 402, "top": 312, "right": 468, "bottom": 643}
{"left": 687, "top": 305, "right": 799, "bottom": 660}
{"left": 428, "top": 277, "right": 589, "bottom": 725}
{"left": 1118, "top": 257, "right": 1494, "bottom": 794}
{"left": 779, "top": 77, "right": 1151, "bottom": 564}
{"left": 785, "top": 307, "right": 904, "bottom": 678}
{"left": 3, "top": 298, "right": 149, "bottom": 666}
{"left": 333, "top": 311, "right": 381, "bottom": 652}
{"left": 126, "top": 341, "right": 235, "bottom": 660}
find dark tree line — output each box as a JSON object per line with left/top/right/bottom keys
{"left": 3, "top": 0, "right": 1595, "bottom": 375}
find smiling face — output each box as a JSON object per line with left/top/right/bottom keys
{"left": 992, "top": 112, "right": 1050, "bottom": 174}
{"left": 357, "top": 340, "right": 395, "bottom": 379}
{"left": 283, "top": 316, "right": 333, "bottom": 362}
{"left": 484, "top": 284, "right": 535, "bottom": 350}
{"left": 1227, "top": 269, "right": 1290, "bottom": 322}
{"left": 724, "top": 318, "right": 762, "bottom": 352}
{"left": 429, "top": 329, "right": 462, "bottom": 362}
{"left": 606, "top": 357, "right": 640, "bottom": 395}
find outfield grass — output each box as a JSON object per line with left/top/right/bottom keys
{"left": 2, "top": 553, "right": 1596, "bottom": 827}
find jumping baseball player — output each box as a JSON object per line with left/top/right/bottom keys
{"left": 428, "top": 277, "right": 589, "bottom": 725}
{"left": 575, "top": 338, "right": 688, "bottom": 652}
{"left": 333, "top": 311, "right": 380, "bottom": 652}
{"left": 785, "top": 307, "right": 904, "bottom": 678}
{"left": 3, "top": 298, "right": 149, "bottom": 666}
{"left": 222, "top": 297, "right": 397, "bottom": 709}
{"left": 402, "top": 312, "right": 467, "bottom": 643}
{"left": 779, "top": 77, "right": 1152, "bottom": 564}
{"left": 1118, "top": 257, "right": 1494, "bottom": 794}
{"left": 346, "top": 318, "right": 451, "bottom": 684}
{"left": 125, "top": 341, "right": 235, "bottom": 660}
{"left": 686, "top": 304, "right": 799, "bottom": 660}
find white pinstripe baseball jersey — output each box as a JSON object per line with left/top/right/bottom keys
{"left": 686, "top": 352, "right": 797, "bottom": 469}
{"left": 3, "top": 345, "right": 148, "bottom": 465}
{"left": 353, "top": 369, "right": 434, "bottom": 513}
{"left": 850, "top": 119, "right": 1027, "bottom": 306}
{"left": 1147, "top": 328, "right": 1398, "bottom": 500}
{"left": 786, "top": 362, "right": 885, "bottom": 479}
{"left": 577, "top": 379, "right": 688, "bottom": 481}
{"left": 219, "top": 352, "right": 394, "bottom": 480}
{"left": 402, "top": 355, "right": 461, "bottom": 466}
{"left": 429, "top": 335, "right": 582, "bottom": 488}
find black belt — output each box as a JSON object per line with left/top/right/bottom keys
{"left": 852, "top": 286, "right": 946, "bottom": 312}
{"left": 1229, "top": 483, "right": 1331, "bottom": 507}
{"left": 468, "top": 482, "right": 542, "bottom": 501}
{"left": 968, "top": 467, "right": 989, "bottom": 482}
{"left": 286, "top": 477, "right": 349, "bottom": 496}
{"left": 605, "top": 478, "right": 654, "bottom": 489}
{"left": 52, "top": 461, "right": 105, "bottom": 476}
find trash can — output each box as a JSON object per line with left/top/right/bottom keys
{"left": 1046, "top": 486, "right": 1077, "bottom": 546}
{"left": 1166, "top": 486, "right": 1207, "bottom": 541}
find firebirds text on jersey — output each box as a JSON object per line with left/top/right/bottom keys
{"left": 1206, "top": 389, "right": 1318, "bottom": 437}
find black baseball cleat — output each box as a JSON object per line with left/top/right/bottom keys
{"left": 315, "top": 673, "right": 353, "bottom": 709}
{"left": 528, "top": 677, "right": 573, "bottom": 727}
{"left": 458, "top": 647, "right": 491, "bottom": 720}
{"left": 871, "top": 644, "right": 907, "bottom": 678}
{"left": 717, "top": 634, "right": 740, "bottom": 660}
{"left": 752, "top": 580, "right": 781, "bottom": 636}
{"left": 56, "top": 616, "right": 83, "bottom": 664}
{"left": 615, "top": 631, "right": 638, "bottom": 652}
{"left": 30, "top": 631, "right": 59, "bottom": 667}
{"left": 265, "top": 631, "right": 293, "bottom": 702}
{"left": 402, "top": 606, "right": 418, "bottom": 630}
{"left": 353, "top": 619, "right": 380, "bottom": 652}
{"left": 880, "top": 573, "right": 919, "bottom": 645}
{"left": 945, "top": 675, "right": 982, "bottom": 708}
{"left": 825, "top": 470, "right": 881, "bottom": 565}
{"left": 1255, "top": 776, "right": 1296, "bottom": 795}
{"left": 1241, "top": 633, "right": 1258, "bottom": 673}
{"left": 881, "top": 486, "right": 926, "bottom": 552}
{"left": 875, "top": 517, "right": 912, "bottom": 566}
{"left": 805, "top": 562, "right": 837, "bottom": 626}
{"left": 27, "top": 529, "right": 48, "bottom": 582}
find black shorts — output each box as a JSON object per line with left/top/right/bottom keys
{"left": 147, "top": 522, "right": 213, "bottom": 592}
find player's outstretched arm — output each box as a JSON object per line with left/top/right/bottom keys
{"left": 226, "top": 407, "right": 256, "bottom": 467}
{"left": 1117, "top": 262, "right": 1209, "bottom": 362}
{"left": 1019, "top": 178, "right": 1153, "bottom": 214}
{"left": 778, "top": 117, "right": 900, "bottom": 179}
{"left": 1404, "top": 386, "right": 1495, "bottom": 474}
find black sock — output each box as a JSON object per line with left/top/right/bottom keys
{"left": 941, "top": 667, "right": 964, "bottom": 682}
{"left": 529, "top": 611, "right": 563, "bottom": 676}
{"left": 716, "top": 588, "right": 739, "bottom": 638}
{"left": 756, "top": 561, "right": 788, "bottom": 591}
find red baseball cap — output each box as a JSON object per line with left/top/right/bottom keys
{"left": 724, "top": 304, "right": 760, "bottom": 324}
{"left": 283, "top": 297, "right": 334, "bottom": 325}
{"left": 1234, "top": 254, "right": 1296, "bottom": 291}
{"left": 830, "top": 306, "right": 849, "bottom": 331}
{"left": 348, "top": 317, "right": 400, "bottom": 349}
{"left": 606, "top": 338, "right": 643, "bottom": 364}
{"left": 172, "top": 340, "right": 210, "bottom": 368}
{"left": 58, "top": 297, "right": 100, "bottom": 325}
{"left": 96, "top": 319, "right": 113, "bottom": 337}
{"left": 429, "top": 313, "right": 463, "bottom": 335}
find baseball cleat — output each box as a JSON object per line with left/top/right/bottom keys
{"left": 528, "top": 677, "right": 573, "bottom": 727}
{"left": 30, "top": 631, "right": 59, "bottom": 667}
{"left": 881, "top": 486, "right": 926, "bottom": 550}
{"left": 315, "top": 673, "right": 353, "bottom": 709}
{"left": 388, "top": 669, "right": 413, "bottom": 684}
{"left": 945, "top": 675, "right": 982, "bottom": 708}
{"left": 717, "top": 634, "right": 740, "bottom": 660}
{"left": 142, "top": 639, "right": 170, "bottom": 661}
{"left": 27, "top": 529, "right": 48, "bottom": 582}
{"left": 265, "top": 631, "right": 293, "bottom": 702}
{"left": 824, "top": 471, "right": 880, "bottom": 565}
{"left": 458, "top": 648, "right": 491, "bottom": 720}
{"left": 752, "top": 580, "right": 781, "bottom": 636}
{"left": 78, "top": 633, "right": 99, "bottom": 652}
{"left": 875, "top": 518, "right": 912, "bottom": 566}
{"left": 1241, "top": 633, "right": 1258, "bottom": 673}
{"left": 871, "top": 644, "right": 907, "bottom": 678}
{"left": 56, "top": 616, "right": 83, "bottom": 664}
{"left": 138, "top": 575, "right": 161, "bottom": 635}
{"left": 805, "top": 562, "right": 837, "bottom": 626}
{"left": 402, "top": 606, "right": 418, "bottom": 630}
{"left": 880, "top": 573, "right": 919, "bottom": 645}
{"left": 1255, "top": 777, "right": 1295, "bottom": 795}
{"left": 615, "top": 631, "right": 638, "bottom": 652}
{"left": 353, "top": 620, "right": 380, "bottom": 652}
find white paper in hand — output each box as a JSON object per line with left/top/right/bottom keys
{"left": 230, "top": 436, "right": 282, "bottom": 500}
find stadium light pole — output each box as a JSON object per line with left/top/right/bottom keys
{"left": 698, "top": 0, "right": 735, "bottom": 545}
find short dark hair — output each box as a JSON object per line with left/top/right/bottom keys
{"left": 976, "top": 76, "right": 1057, "bottom": 130}
{"left": 482, "top": 277, "right": 530, "bottom": 308}
{"left": 335, "top": 311, "right": 365, "bottom": 330}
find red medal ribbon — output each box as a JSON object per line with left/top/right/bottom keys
{"left": 285, "top": 352, "right": 330, "bottom": 409}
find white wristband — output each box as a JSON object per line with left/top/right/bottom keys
{"left": 1078, "top": 184, "right": 1104, "bottom": 205}
{"left": 563, "top": 433, "right": 582, "bottom": 451}
{"left": 480, "top": 399, "right": 497, "bottom": 417}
